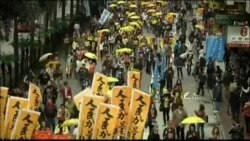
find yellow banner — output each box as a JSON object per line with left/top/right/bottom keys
{"left": 0, "top": 87, "right": 8, "bottom": 139}
{"left": 93, "top": 103, "right": 120, "bottom": 139}
{"left": 127, "top": 71, "right": 141, "bottom": 89}
{"left": 111, "top": 86, "right": 132, "bottom": 137}
{"left": 91, "top": 72, "right": 109, "bottom": 96}
{"left": 4, "top": 96, "right": 29, "bottom": 139}
{"left": 10, "top": 109, "right": 40, "bottom": 139}
{"left": 28, "top": 83, "right": 42, "bottom": 111}
{"left": 127, "top": 89, "right": 151, "bottom": 139}
{"left": 73, "top": 88, "right": 91, "bottom": 110}
{"left": 78, "top": 95, "right": 105, "bottom": 139}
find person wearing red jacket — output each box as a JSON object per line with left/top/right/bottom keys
{"left": 243, "top": 100, "right": 250, "bottom": 135}
{"left": 60, "top": 81, "right": 73, "bottom": 104}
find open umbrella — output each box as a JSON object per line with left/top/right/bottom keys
{"left": 128, "top": 12, "right": 136, "bottom": 17}
{"left": 195, "top": 24, "right": 204, "bottom": 30}
{"left": 117, "top": 1, "right": 126, "bottom": 4}
{"left": 39, "top": 53, "right": 52, "bottom": 62}
{"left": 109, "top": 4, "right": 117, "bottom": 8}
{"left": 156, "top": 0, "right": 168, "bottom": 5}
{"left": 98, "top": 29, "right": 111, "bottom": 33}
{"left": 181, "top": 116, "right": 205, "bottom": 124}
{"left": 129, "top": 4, "right": 137, "bottom": 8}
{"left": 153, "top": 12, "right": 163, "bottom": 17}
{"left": 129, "top": 22, "right": 141, "bottom": 29}
{"left": 141, "top": 2, "right": 149, "bottom": 6}
{"left": 147, "top": 3, "right": 155, "bottom": 7}
{"left": 61, "top": 119, "right": 78, "bottom": 127}
{"left": 107, "top": 77, "right": 119, "bottom": 83}
{"left": 147, "top": 9, "right": 156, "bottom": 13}
{"left": 116, "top": 48, "right": 133, "bottom": 53}
{"left": 85, "top": 52, "right": 97, "bottom": 59}
{"left": 130, "top": 15, "right": 140, "bottom": 20}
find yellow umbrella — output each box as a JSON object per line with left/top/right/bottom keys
{"left": 130, "top": 15, "right": 140, "bottom": 20}
{"left": 156, "top": 0, "right": 168, "bottom": 5}
{"left": 117, "top": 1, "right": 126, "bottom": 4}
{"left": 147, "top": 3, "right": 155, "bottom": 7}
{"left": 107, "top": 90, "right": 112, "bottom": 97}
{"left": 141, "top": 2, "right": 149, "bottom": 6}
{"left": 116, "top": 48, "right": 133, "bottom": 53}
{"left": 181, "top": 116, "right": 205, "bottom": 124}
{"left": 109, "top": 4, "right": 117, "bottom": 8}
{"left": 147, "top": 9, "right": 156, "bottom": 13}
{"left": 195, "top": 24, "right": 204, "bottom": 30}
{"left": 85, "top": 52, "right": 97, "bottom": 59}
{"left": 129, "top": 4, "right": 137, "bottom": 8}
{"left": 129, "top": 22, "right": 141, "bottom": 29}
{"left": 61, "top": 119, "right": 78, "bottom": 127}
{"left": 98, "top": 29, "right": 111, "bottom": 33}
{"left": 128, "top": 12, "right": 136, "bottom": 17}
{"left": 153, "top": 12, "right": 163, "bottom": 16}
{"left": 84, "top": 41, "right": 90, "bottom": 47}
{"left": 107, "top": 77, "right": 119, "bottom": 83}
{"left": 87, "top": 35, "right": 94, "bottom": 41}
{"left": 167, "top": 12, "right": 177, "bottom": 16}
{"left": 137, "top": 20, "right": 143, "bottom": 26}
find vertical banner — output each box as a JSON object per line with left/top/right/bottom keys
{"left": 4, "top": 97, "right": 29, "bottom": 139}
{"left": 73, "top": 88, "right": 91, "bottom": 110}
{"left": 93, "top": 103, "right": 120, "bottom": 139}
{"left": 78, "top": 95, "right": 105, "bottom": 139}
{"left": 28, "top": 83, "right": 42, "bottom": 111}
{"left": 126, "top": 89, "right": 151, "bottom": 139}
{"left": 0, "top": 87, "right": 8, "bottom": 139}
{"left": 111, "top": 86, "right": 132, "bottom": 137}
{"left": 216, "top": 37, "right": 226, "bottom": 62}
{"left": 91, "top": 72, "right": 109, "bottom": 96}
{"left": 99, "top": 9, "right": 111, "bottom": 25}
{"left": 127, "top": 71, "right": 141, "bottom": 89}
{"left": 10, "top": 109, "right": 40, "bottom": 139}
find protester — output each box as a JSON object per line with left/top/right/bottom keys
{"left": 60, "top": 81, "right": 73, "bottom": 104}
{"left": 185, "top": 124, "right": 200, "bottom": 140}
{"left": 147, "top": 102, "right": 158, "bottom": 133}
{"left": 161, "top": 93, "right": 173, "bottom": 126}
{"left": 210, "top": 126, "right": 221, "bottom": 140}
{"left": 213, "top": 76, "right": 223, "bottom": 112}
{"left": 147, "top": 126, "right": 160, "bottom": 140}
{"left": 195, "top": 104, "right": 207, "bottom": 139}
{"left": 243, "top": 99, "right": 250, "bottom": 135}
{"left": 57, "top": 104, "right": 71, "bottom": 133}
{"left": 44, "top": 98, "right": 57, "bottom": 132}
{"left": 163, "top": 127, "right": 176, "bottom": 140}
{"left": 229, "top": 120, "right": 244, "bottom": 139}
{"left": 172, "top": 103, "right": 188, "bottom": 140}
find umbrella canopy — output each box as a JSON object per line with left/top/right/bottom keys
{"left": 109, "top": 4, "right": 117, "bottom": 8}
{"left": 129, "top": 22, "right": 141, "bottom": 29}
{"left": 116, "top": 48, "right": 133, "bottom": 53}
{"left": 156, "top": 0, "right": 168, "bottom": 5}
{"left": 107, "top": 77, "right": 119, "bottom": 83}
{"left": 153, "top": 12, "right": 163, "bottom": 17}
{"left": 130, "top": 15, "right": 140, "bottom": 20}
{"left": 147, "top": 9, "right": 156, "bottom": 13}
{"left": 61, "top": 119, "right": 78, "bottom": 127}
{"left": 117, "top": 1, "right": 126, "bottom": 4}
{"left": 147, "top": 3, "right": 155, "bottom": 7}
{"left": 85, "top": 52, "right": 97, "bottom": 59}
{"left": 39, "top": 53, "right": 53, "bottom": 62}
{"left": 141, "top": 2, "right": 149, "bottom": 6}
{"left": 129, "top": 4, "right": 137, "bottom": 8}
{"left": 181, "top": 116, "right": 205, "bottom": 124}
{"left": 128, "top": 12, "right": 136, "bottom": 17}
{"left": 137, "top": 20, "right": 143, "bottom": 26}
{"left": 98, "top": 29, "right": 111, "bottom": 33}
{"left": 195, "top": 24, "right": 204, "bottom": 30}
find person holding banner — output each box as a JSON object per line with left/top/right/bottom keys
{"left": 57, "top": 104, "right": 70, "bottom": 134}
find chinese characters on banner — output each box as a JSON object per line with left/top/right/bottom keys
{"left": 78, "top": 95, "right": 105, "bottom": 140}
{"left": 3, "top": 97, "right": 29, "bottom": 139}
{"left": 127, "top": 71, "right": 141, "bottom": 89}
{"left": 91, "top": 72, "right": 109, "bottom": 96}
{"left": 126, "top": 89, "right": 151, "bottom": 139}
{"left": 73, "top": 88, "right": 91, "bottom": 110}
{"left": 10, "top": 109, "right": 40, "bottom": 139}
{"left": 0, "top": 87, "right": 8, "bottom": 139}
{"left": 111, "top": 86, "right": 132, "bottom": 137}
{"left": 28, "top": 83, "right": 42, "bottom": 111}
{"left": 93, "top": 103, "right": 120, "bottom": 139}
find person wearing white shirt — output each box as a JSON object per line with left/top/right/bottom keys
{"left": 46, "top": 64, "right": 54, "bottom": 79}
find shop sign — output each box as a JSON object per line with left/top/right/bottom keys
{"left": 227, "top": 26, "right": 250, "bottom": 48}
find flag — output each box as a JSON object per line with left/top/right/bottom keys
{"left": 126, "top": 89, "right": 151, "bottom": 139}
{"left": 27, "top": 83, "right": 42, "bottom": 111}
{"left": 91, "top": 72, "right": 109, "bottom": 96}
{"left": 127, "top": 71, "right": 141, "bottom": 89}
{"left": 152, "top": 63, "right": 160, "bottom": 89}
{"left": 78, "top": 95, "right": 105, "bottom": 139}
{"left": 111, "top": 86, "right": 132, "bottom": 137}
{"left": 0, "top": 87, "right": 8, "bottom": 139}
{"left": 93, "top": 103, "right": 120, "bottom": 139}
{"left": 73, "top": 88, "right": 91, "bottom": 110}
{"left": 99, "top": 9, "right": 111, "bottom": 25}
{"left": 4, "top": 96, "right": 29, "bottom": 139}
{"left": 216, "top": 37, "right": 226, "bottom": 62}
{"left": 10, "top": 109, "right": 40, "bottom": 139}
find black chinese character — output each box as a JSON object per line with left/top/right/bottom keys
{"left": 85, "top": 99, "right": 97, "bottom": 108}
{"left": 131, "top": 126, "right": 139, "bottom": 139}
{"left": 135, "top": 95, "right": 146, "bottom": 105}
{"left": 98, "top": 108, "right": 114, "bottom": 138}
{"left": 97, "top": 77, "right": 105, "bottom": 95}
{"left": 116, "top": 90, "right": 127, "bottom": 98}
{"left": 12, "top": 101, "right": 20, "bottom": 109}
{"left": 22, "top": 114, "right": 33, "bottom": 124}
{"left": 10, "top": 111, "right": 18, "bottom": 130}
{"left": 101, "top": 108, "right": 113, "bottom": 118}
{"left": 132, "top": 95, "right": 146, "bottom": 124}
{"left": 131, "top": 74, "right": 138, "bottom": 88}
{"left": 18, "top": 123, "right": 29, "bottom": 139}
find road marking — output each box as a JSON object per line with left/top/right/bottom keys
{"left": 183, "top": 92, "right": 191, "bottom": 100}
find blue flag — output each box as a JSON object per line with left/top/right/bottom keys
{"left": 152, "top": 63, "right": 160, "bottom": 89}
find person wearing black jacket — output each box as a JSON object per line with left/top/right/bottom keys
{"left": 229, "top": 82, "right": 241, "bottom": 123}
{"left": 197, "top": 71, "right": 206, "bottom": 96}
{"left": 147, "top": 126, "right": 160, "bottom": 140}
